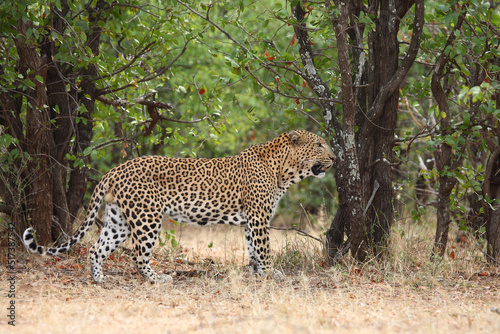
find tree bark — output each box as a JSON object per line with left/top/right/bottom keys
{"left": 292, "top": 2, "right": 365, "bottom": 261}
{"left": 431, "top": 70, "right": 459, "bottom": 257}
{"left": 330, "top": 0, "right": 366, "bottom": 261}
{"left": 481, "top": 83, "right": 500, "bottom": 262}
{"left": 1, "top": 2, "right": 107, "bottom": 244}
{"left": 363, "top": 1, "right": 399, "bottom": 253}
{"left": 14, "top": 19, "right": 54, "bottom": 245}
{"left": 430, "top": 10, "right": 466, "bottom": 257}
{"left": 355, "top": 0, "right": 423, "bottom": 255}
{"left": 482, "top": 148, "right": 500, "bottom": 261}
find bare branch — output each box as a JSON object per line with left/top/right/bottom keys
{"left": 96, "top": 94, "right": 210, "bottom": 130}
{"left": 96, "top": 95, "right": 128, "bottom": 107}
{"left": 269, "top": 226, "right": 322, "bottom": 243}
{"left": 134, "top": 95, "right": 174, "bottom": 110}
{"left": 96, "top": 94, "right": 172, "bottom": 110}
{"left": 93, "top": 138, "right": 137, "bottom": 151}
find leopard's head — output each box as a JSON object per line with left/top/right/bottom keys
{"left": 285, "top": 130, "right": 336, "bottom": 180}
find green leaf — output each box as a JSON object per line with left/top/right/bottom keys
{"left": 24, "top": 79, "right": 35, "bottom": 88}
{"left": 462, "top": 114, "right": 470, "bottom": 128}
{"left": 444, "top": 136, "right": 456, "bottom": 147}
{"left": 83, "top": 147, "right": 93, "bottom": 156}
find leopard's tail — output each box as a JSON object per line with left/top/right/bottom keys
{"left": 23, "top": 176, "right": 110, "bottom": 256}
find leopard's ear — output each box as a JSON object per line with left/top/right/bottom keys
{"left": 287, "top": 130, "right": 301, "bottom": 145}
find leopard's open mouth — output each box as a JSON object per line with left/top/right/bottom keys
{"left": 312, "top": 164, "right": 327, "bottom": 175}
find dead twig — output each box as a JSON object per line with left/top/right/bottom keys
{"left": 270, "top": 226, "right": 322, "bottom": 243}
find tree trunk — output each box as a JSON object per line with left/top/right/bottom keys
{"left": 354, "top": 0, "right": 422, "bottom": 256}
{"left": 0, "top": 2, "right": 107, "bottom": 244}
{"left": 327, "top": 0, "right": 366, "bottom": 261}
{"left": 487, "top": 188, "right": 500, "bottom": 261}
{"left": 14, "top": 19, "right": 54, "bottom": 245}
{"left": 482, "top": 147, "right": 500, "bottom": 261}
{"left": 325, "top": 168, "right": 350, "bottom": 257}
{"left": 325, "top": 0, "right": 423, "bottom": 262}
{"left": 363, "top": 1, "right": 400, "bottom": 254}
{"left": 429, "top": 11, "right": 467, "bottom": 257}
{"left": 433, "top": 176, "right": 456, "bottom": 256}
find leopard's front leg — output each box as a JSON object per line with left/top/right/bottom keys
{"left": 244, "top": 218, "right": 284, "bottom": 279}
{"left": 242, "top": 166, "right": 285, "bottom": 279}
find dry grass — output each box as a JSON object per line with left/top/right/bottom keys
{"left": 1, "top": 217, "right": 499, "bottom": 334}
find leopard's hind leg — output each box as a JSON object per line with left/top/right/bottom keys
{"left": 129, "top": 211, "right": 172, "bottom": 283}
{"left": 90, "top": 202, "right": 130, "bottom": 283}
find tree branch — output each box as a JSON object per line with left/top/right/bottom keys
{"left": 367, "top": 0, "right": 424, "bottom": 122}
{"left": 292, "top": 3, "right": 343, "bottom": 141}
{"left": 96, "top": 94, "right": 209, "bottom": 134}
{"left": 431, "top": 8, "right": 467, "bottom": 170}
{"left": 177, "top": 0, "right": 254, "bottom": 57}
{"left": 329, "top": 1, "right": 357, "bottom": 130}
{"left": 96, "top": 41, "right": 157, "bottom": 81}
{"left": 96, "top": 94, "right": 173, "bottom": 110}
{"left": 97, "top": 39, "right": 190, "bottom": 96}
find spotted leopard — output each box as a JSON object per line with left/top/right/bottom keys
{"left": 23, "top": 130, "right": 336, "bottom": 283}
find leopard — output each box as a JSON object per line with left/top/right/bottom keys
{"left": 23, "top": 130, "right": 336, "bottom": 283}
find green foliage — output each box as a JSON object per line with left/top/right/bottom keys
{"left": 1, "top": 0, "right": 499, "bottom": 236}
{"left": 158, "top": 228, "right": 178, "bottom": 250}
{"left": 397, "top": 0, "right": 500, "bottom": 233}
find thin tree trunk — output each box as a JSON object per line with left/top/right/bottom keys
{"left": 487, "top": 187, "right": 500, "bottom": 261}
{"left": 430, "top": 11, "right": 467, "bottom": 257}
{"left": 482, "top": 147, "right": 500, "bottom": 261}
{"left": 433, "top": 176, "right": 456, "bottom": 256}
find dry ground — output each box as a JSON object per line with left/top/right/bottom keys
{"left": 1, "top": 220, "right": 499, "bottom": 334}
